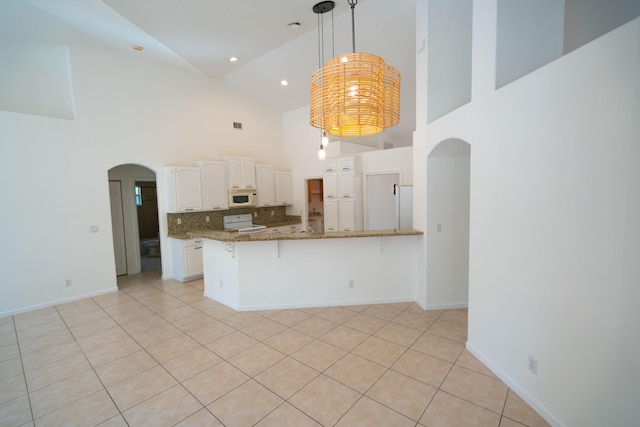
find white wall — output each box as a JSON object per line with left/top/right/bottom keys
{"left": 496, "top": 0, "right": 565, "bottom": 88}
{"left": 417, "top": 2, "right": 638, "bottom": 424}
{"left": 426, "top": 141, "right": 470, "bottom": 309}
{"left": 564, "top": 0, "right": 640, "bottom": 53}
{"left": 427, "top": 0, "right": 473, "bottom": 122}
{"left": 0, "top": 46, "right": 285, "bottom": 316}
{"left": 0, "top": 47, "right": 75, "bottom": 119}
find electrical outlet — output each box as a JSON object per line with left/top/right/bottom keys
{"left": 436, "top": 223, "right": 442, "bottom": 232}
{"left": 219, "top": 279, "right": 223, "bottom": 287}
{"left": 348, "top": 279, "right": 354, "bottom": 288}
{"left": 89, "top": 225, "right": 99, "bottom": 233}
{"left": 65, "top": 279, "right": 72, "bottom": 287}
{"left": 177, "top": 218, "right": 182, "bottom": 225}
{"left": 271, "top": 210, "right": 275, "bottom": 216}
{"left": 205, "top": 216, "right": 210, "bottom": 222}
{"left": 528, "top": 356, "right": 538, "bottom": 374}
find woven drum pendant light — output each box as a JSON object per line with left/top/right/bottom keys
{"left": 310, "top": 0, "right": 400, "bottom": 138}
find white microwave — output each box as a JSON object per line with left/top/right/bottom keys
{"left": 228, "top": 188, "right": 258, "bottom": 208}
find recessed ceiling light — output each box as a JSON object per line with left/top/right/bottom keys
{"left": 229, "top": 56, "right": 238, "bottom": 62}
{"left": 132, "top": 45, "right": 144, "bottom": 51}
{"left": 287, "top": 22, "right": 301, "bottom": 29}
{"left": 281, "top": 80, "right": 289, "bottom": 86}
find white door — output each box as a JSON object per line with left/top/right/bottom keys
{"left": 109, "top": 180, "right": 127, "bottom": 275}
{"left": 366, "top": 173, "right": 400, "bottom": 230}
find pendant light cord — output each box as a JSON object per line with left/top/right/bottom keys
{"left": 348, "top": 0, "right": 358, "bottom": 53}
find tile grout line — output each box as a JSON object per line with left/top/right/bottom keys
{"left": 10, "top": 315, "right": 36, "bottom": 426}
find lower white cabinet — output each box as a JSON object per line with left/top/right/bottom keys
{"left": 267, "top": 223, "right": 302, "bottom": 234}
{"left": 324, "top": 199, "right": 358, "bottom": 232}
{"left": 170, "top": 238, "right": 203, "bottom": 282}
{"left": 324, "top": 200, "right": 338, "bottom": 232}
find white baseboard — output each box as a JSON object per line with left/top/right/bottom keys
{"left": 425, "top": 301, "right": 469, "bottom": 310}
{"left": 465, "top": 342, "right": 563, "bottom": 427}
{"left": 0, "top": 287, "right": 119, "bottom": 318}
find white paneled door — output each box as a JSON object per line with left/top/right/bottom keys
{"left": 109, "top": 180, "right": 127, "bottom": 276}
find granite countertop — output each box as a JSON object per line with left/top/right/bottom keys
{"left": 180, "top": 228, "right": 423, "bottom": 242}
{"left": 167, "top": 216, "right": 303, "bottom": 240}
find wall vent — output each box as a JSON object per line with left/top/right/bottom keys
{"left": 233, "top": 122, "right": 243, "bottom": 130}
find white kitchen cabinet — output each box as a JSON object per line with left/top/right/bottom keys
{"left": 274, "top": 171, "right": 293, "bottom": 205}
{"left": 165, "top": 167, "right": 202, "bottom": 213}
{"left": 338, "top": 199, "right": 356, "bottom": 231}
{"left": 323, "top": 156, "right": 357, "bottom": 172}
{"left": 169, "top": 238, "right": 203, "bottom": 282}
{"left": 268, "top": 223, "right": 302, "bottom": 234}
{"left": 195, "top": 160, "right": 228, "bottom": 211}
{"left": 323, "top": 172, "right": 338, "bottom": 199}
{"left": 222, "top": 155, "right": 255, "bottom": 189}
{"left": 337, "top": 156, "right": 355, "bottom": 171}
{"left": 322, "top": 159, "right": 337, "bottom": 172}
{"left": 324, "top": 199, "right": 339, "bottom": 232}
{"left": 255, "top": 164, "right": 275, "bottom": 206}
{"left": 337, "top": 170, "right": 356, "bottom": 198}
{"left": 324, "top": 199, "right": 357, "bottom": 232}
{"left": 322, "top": 156, "right": 361, "bottom": 232}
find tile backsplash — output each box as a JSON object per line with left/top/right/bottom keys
{"left": 167, "top": 206, "right": 299, "bottom": 235}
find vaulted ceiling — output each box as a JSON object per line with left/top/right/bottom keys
{"left": 1, "top": 0, "right": 417, "bottom": 146}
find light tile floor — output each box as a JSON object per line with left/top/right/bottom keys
{"left": 0, "top": 267, "right": 551, "bottom": 427}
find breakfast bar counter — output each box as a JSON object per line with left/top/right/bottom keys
{"left": 193, "top": 228, "right": 424, "bottom": 311}
{"left": 183, "top": 228, "right": 422, "bottom": 242}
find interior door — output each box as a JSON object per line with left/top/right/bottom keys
{"left": 109, "top": 180, "right": 127, "bottom": 276}
{"left": 366, "top": 173, "right": 400, "bottom": 230}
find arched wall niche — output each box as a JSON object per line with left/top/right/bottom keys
{"left": 425, "top": 138, "right": 471, "bottom": 308}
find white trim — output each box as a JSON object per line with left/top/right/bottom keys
{"left": 425, "top": 301, "right": 468, "bottom": 310}
{"left": 0, "top": 287, "right": 118, "bottom": 318}
{"left": 465, "top": 342, "right": 563, "bottom": 427}
{"left": 203, "top": 290, "right": 414, "bottom": 312}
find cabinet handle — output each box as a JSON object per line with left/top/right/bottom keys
{"left": 195, "top": 247, "right": 202, "bottom": 250}
{"left": 185, "top": 208, "right": 193, "bottom": 211}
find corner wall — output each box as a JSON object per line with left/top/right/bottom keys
{"left": 423, "top": 8, "right": 639, "bottom": 426}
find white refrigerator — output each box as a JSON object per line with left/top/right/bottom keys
{"left": 394, "top": 184, "right": 413, "bottom": 229}
{"left": 365, "top": 179, "right": 413, "bottom": 230}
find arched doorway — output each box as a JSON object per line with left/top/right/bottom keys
{"left": 426, "top": 139, "right": 471, "bottom": 307}
{"left": 107, "top": 164, "right": 160, "bottom": 277}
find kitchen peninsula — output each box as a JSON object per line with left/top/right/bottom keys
{"left": 186, "top": 227, "right": 423, "bottom": 311}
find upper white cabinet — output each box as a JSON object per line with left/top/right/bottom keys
{"left": 165, "top": 167, "right": 202, "bottom": 213}
{"left": 322, "top": 156, "right": 357, "bottom": 173}
{"left": 275, "top": 171, "right": 293, "bottom": 205}
{"left": 322, "top": 159, "right": 337, "bottom": 172}
{"left": 195, "top": 160, "right": 228, "bottom": 211}
{"left": 337, "top": 157, "right": 355, "bottom": 171}
{"left": 255, "top": 164, "right": 275, "bottom": 206}
{"left": 221, "top": 155, "right": 255, "bottom": 189}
